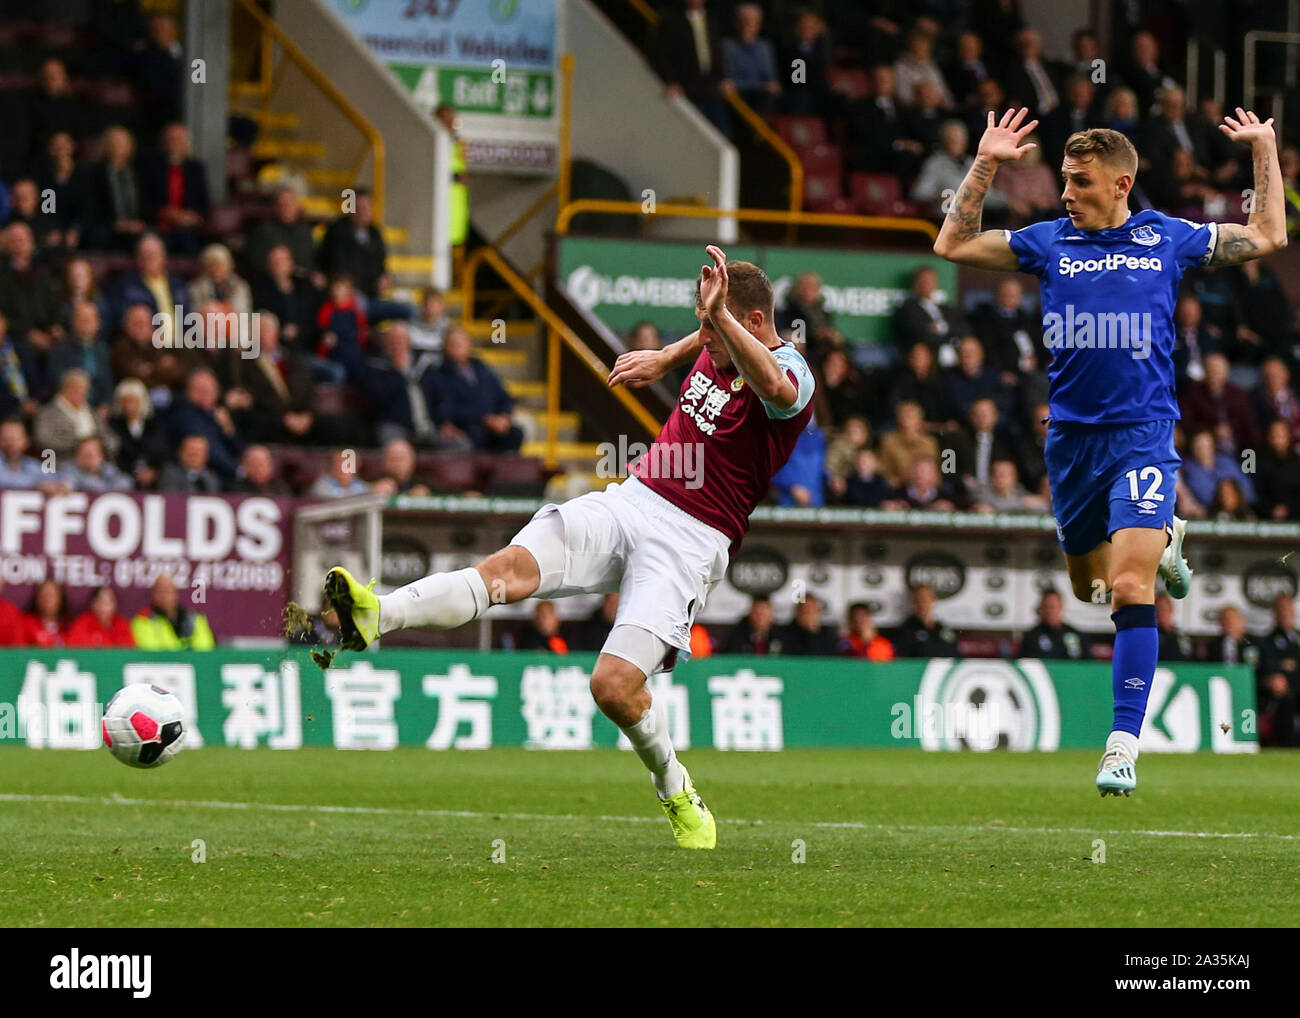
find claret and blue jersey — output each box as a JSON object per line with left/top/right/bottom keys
{"left": 1004, "top": 209, "right": 1218, "bottom": 553}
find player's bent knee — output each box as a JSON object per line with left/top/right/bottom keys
{"left": 1109, "top": 571, "right": 1151, "bottom": 607}
{"left": 475, "top": 545, "right": 541, "bottom": 603}
{"left": 589, "top": 655, "right": 646, "bottom": 719}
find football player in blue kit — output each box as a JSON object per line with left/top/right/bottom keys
{"left": 934, "top": 107, "right": 1286, "bottom": 795}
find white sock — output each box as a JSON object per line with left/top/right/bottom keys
{"left": 377, "top": 567, "right": 490, "bottom": 634}
{"left": 621, "top": 693, "right": 686, "bottom": 799}
{"left": 1106, "top": 730, "right": 1140, "bottom": 762}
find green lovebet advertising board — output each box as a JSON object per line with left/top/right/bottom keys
{"left": 557, "top": 237, "right": 959, "bottom": 344}
{"left": 0, "top": 651, "right": 1257, "bottom": 753}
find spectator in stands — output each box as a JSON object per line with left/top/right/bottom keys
{"left": 21, "top": 579, "right": 68, "bottom": 647}
{"left": 952, "top": 397, "right": 1013, "bottom": 492}
{"left": 825, "top": 415, "right": 870, "bottom": 493}
{"left": 167, "top": 369, "right": 244, "bottom": 480}
{"left": 131, "top": 14, "right": 185, "bottom": 142}
{"left": 109, "top": 303, "right": 197, "bottom": 401}
{"left": 912, "top": 121, "right": 1010, "bottom": 218}
{"left": 841, "top": 602, "right": 894, "bottom": 660}
{"left": 721, "top": 596, "right": 776, "bottom": 654}
{"left": 627, "top": 320, "right": 661, "bottom": 351}
{"left": 364, "top": 322, "right": 463, "bottom": 450}
{"left": 160, "top": 434, "right": 221, "bottom": 494}
{"left": 188, "top": 244, "right": 251, "bottom": 317}
{"left": 111, "top": 233, "right": 185, "bottom": 347}
{"left": 1259, "top": 594, "right": 1300, "bottom": 746}
{"left": 0, "top": 222, "right": 62, "bottom": 349}
{"left": 315, "top": 274, "right": 369, "bottom": 383}
{"left": 879, "top": 400, "right": 939, "bottom": 487}
{"left": 893, "top": 28, "right": 952, "bottom": 108}
{"left": 944, "top": 336, "right": 1009, "bottom": 422}
{"left": 109, "top": 377, "right": 167, "bottom": 489}
{"left": 816, "top": 349, "right": 871, "bottom": 428}
{"left": 44, "top": 302, "right": 113, "bottom": 408}
{"left": 1256, "top": 419, "right": 1300, "bottom": 520}
{"left": 1280, "top": 145, "right": 1300, "bottom": 236}
{"left": 780, "top": 9, "right": 831, "bottom": 116}
{"left": 779, "top": 272, "right": 843, "bottom": 366}
{"left": 891, "top": 583, "right": 958, "bottom": 657}
{"left": 247, "top": 187, "right": 320, "bottom": 280}
{"left": 1231, "top": 259, "right": 1291, "bottom": 363}
{"left": 408, "top": 288, "right": 451, "bottom": 367}
{"left": 131, "top": 573, "right": 215, "bottom": 651}
{"left": 252, "top": 244, "right": 321, "bottom": 357}
{"left": 231, "top": 444, "right": 291, "bottom": 496}
{"left": 894, "top": 266, "right": 969, "bottom": 365}
{"left": 971, "top": 458, "right": 1048, "bottom": 513}
{"left": 1040, "top": 75, "right": 1101, "bottom": 167}
{"left": 27, "top": 58, "right": 84, "bottom": 156}
{"left": 139, "top": 123, "right": 209, "bottom": 256}
{"left": 882, "top": 457, "right": 958, "bottom": 511}
{"left": 959, "top": 77, "right": 1008, "bottom": 150}
{"left": 35, "top": 132, "right": 87, "bottom": 251}
{"left": 1172, "top": 294, "right": 1223, "bottom": 386}
{"left": 514, "top": 600, "right": 568, "bottom": 653}
{"left": 906, "top": 81, "right": 951, "bottom": 156}
{"left": 310, "top": 447, "right": 372, "bottom": 499}
{"left": 846, "top": 64, "right": 924, "bottom": 175}
{"left": 319, "top": 189, "right": 404, "bottom": 315}
{"left": 1211, "top": 477, "right": 1254, "bottom": 521}
{"left": 6, "top": 178, "right": 61, "bottom": 251}
{"left": 1181, "top": 430, "right": 1255, "bottom": 513}
{"left": 778, "top": 594, "right": 838, "bottom": 656}
{"left": 227, "top": 312, "right": 316, "bottom": 444}
{"left": 973, "top": 278, "right": 1042, "bottom": 385}
{"left": 1020, "top": 589, "right": 1089, "bottom": 659}
{"left": 1180, "top": 352, "right": 1260, "bottom": 455}
{"left": 1125, "top": 31, "right": 1178, "bottom": 118}
{"left": 0, "top": 417, "right": 65, "bottom": 493}
{"left": 60, "top": 259, "right": 107, "bottom": 330}
{"left": 1013, "top": 402, "right": 1051, "bottom": 496}
{"left": 1208, "top": 605, "right": 1262, "bottom": 669}
{"left": 0, "top": 579, "right": 21, "bottom": 645}
{"left": 33, "top": 368, "right": 110, "bottom": 468}
{"left": 1102, "top": 86, "right": 1140, "bottom": 140}
{"left": 66, "top": 435, "right": 131, "bottom": 493}
{"left": 655, "top": 0, "right": 732, "bottom": 138}
{"left": 945, "top": 31, "right": 990, "bottom": 107}
{"left": 843, "top": 447, "right": 892, "bottom": 507}
{"left": 1067, "top": 29, "right": 1106, "bottom": 97}
{"left": 572, "top": 593, "right": 619, "bottom": 652}
{"left": 0, "top": 310, "right": 38, "bottom": 421}
{"left": 889, "top": 341, "right": 954, "bottom": 428}
{"left": 1251, "top": 357, "right": 1300, "bottom": 445}
{"left": 85, "top": 126, "right": 146, "bottom": 252}
{"left": 371, "top": 438, "right": 432, "bottom": 497}
{"left": 432, "top": 326, "right": 523, "bottom": 452}
{"left": 66, "top": 585, "right": 135, "bottom": 648}
{"left": 1155, "top": 593, "right": 1196, "bottom": 662}
{"left": 1005, "top": 28, "right": 1061, "bottom": 116}
{"left": 771, "top": 417, "right": 826, "bottom": 506}
{"left": 995, "top": 135, "right": 1059, "bottom": 227}
{"left": 722, "top": 4, "right": 780, "bottom": 113}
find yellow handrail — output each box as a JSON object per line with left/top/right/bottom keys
{"left": 554, "top": 199, "right": 939, "bottom": 242}
{"left": 232, "top": 0, "right": 387, "bottom": 223}
{"left": 469, "top": 247, "right": 661, "bottom": 445}
{"left": 724, "top": 90, "right": 803, "bottom": 227}
{"left": 624, "top": 0, "right": 660, "bottom": 27}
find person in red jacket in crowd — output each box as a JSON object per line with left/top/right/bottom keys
{"left": 841, "top": 602, "right": 896, "bottom": 661}
{"left": 65, "top": 585, "right": 136, "bottom": 648}
{"left": 0, "top": 579, "right": 22, "bottom": 645}
{"left": 22, "top": 579, "right": 68, "bottom": 647}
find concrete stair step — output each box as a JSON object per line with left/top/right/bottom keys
{"left": 251, "top": 138, "right": 326, "bottom": 160}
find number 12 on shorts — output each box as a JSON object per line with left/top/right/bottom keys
{"left": 1125, "top": 466, "right": 1166, "bottom": 502}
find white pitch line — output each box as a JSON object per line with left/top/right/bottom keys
{"left": 1, "top": 793, "right": 1298, "bottom": 843}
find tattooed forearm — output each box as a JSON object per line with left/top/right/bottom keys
{"left": 1210, "top": 225, "right": 1261, "bottom": 266}
{"left": 945, "top": 156, "right": 997, "bottom": 242}
{"left": 1211, "top": 139, "right": 1286, "bottom": 266}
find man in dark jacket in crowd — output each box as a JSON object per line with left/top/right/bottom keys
{"left": 431, "top": 326, "right": 522, "bottom": 451}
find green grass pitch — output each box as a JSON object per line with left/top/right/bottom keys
{"left": 1, "top": 746, "right": 1297, "bottom": 927}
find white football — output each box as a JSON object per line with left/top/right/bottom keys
{"left": 102, "top": 684, "right": 186, "bottom": 768}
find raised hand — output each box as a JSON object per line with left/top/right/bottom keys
{"left": 698, "top": 244, "right": 729, "bottom": 319}
{"left": 1220, "top": 107, "right": 1277, "bottom": 148}
{"left": 976, "top": 107, "right": 1040, "bottom": 164}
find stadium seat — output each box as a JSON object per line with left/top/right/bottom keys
{"left": 206, "top": 203, "right": 246, "bottom": 239}
{"left": 799, "top": 142, "right": 843, "bottom": 177}
{"left": 827, "top": 67, "right": 870, "bottom": 100}
{"left": 766, "top": 114, "right": 826, "bottom": 149}
{"left": 420, "top": 454, "right": 479, "bottom": 493}
{"left": 849, "top": 172, "right": 921, "bottom": 217}
{"left": 803, "top": 170, "right": 843, "bottom": 210}
{"left": 311, "top": 384, "right": 366, "bottom": 417}
{"left": 479, "top": 455, "right": 547, "bottom": 496}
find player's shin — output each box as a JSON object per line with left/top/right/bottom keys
{"left": 1109, "top": 603, "right": 1159, "bottom": 758}
{"left": 621, "top": 690, "right": 687, "bottom": 799}
{"left": 376, "top": 567, "right": 490, "bottom": 633}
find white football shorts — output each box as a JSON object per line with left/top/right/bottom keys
{"left": 509, "top": 475, "right": 730, "bottom": 662}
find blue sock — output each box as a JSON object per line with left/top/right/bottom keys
{"left": 1111, "top": 603, "right": 1158, "bottom": 737}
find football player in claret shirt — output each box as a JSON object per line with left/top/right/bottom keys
{"left": 324, "top": 246, "right": 815, "bottom": 849}
{"left": 934, "top": 106, "right": 1286, "bottom": 795}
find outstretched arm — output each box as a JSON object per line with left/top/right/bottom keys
{"left": 932, "top": 108, "right": 1039, "bottom": 271}
{"left": 607, "top": 330, "right": 701, "bottom": 389}
{"left": 1209, "top": 108, "right": 1288, "bottom": 266}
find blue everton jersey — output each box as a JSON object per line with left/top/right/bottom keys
{"left": 1005, "top": 209, "right": 1218, "bottom": 424}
